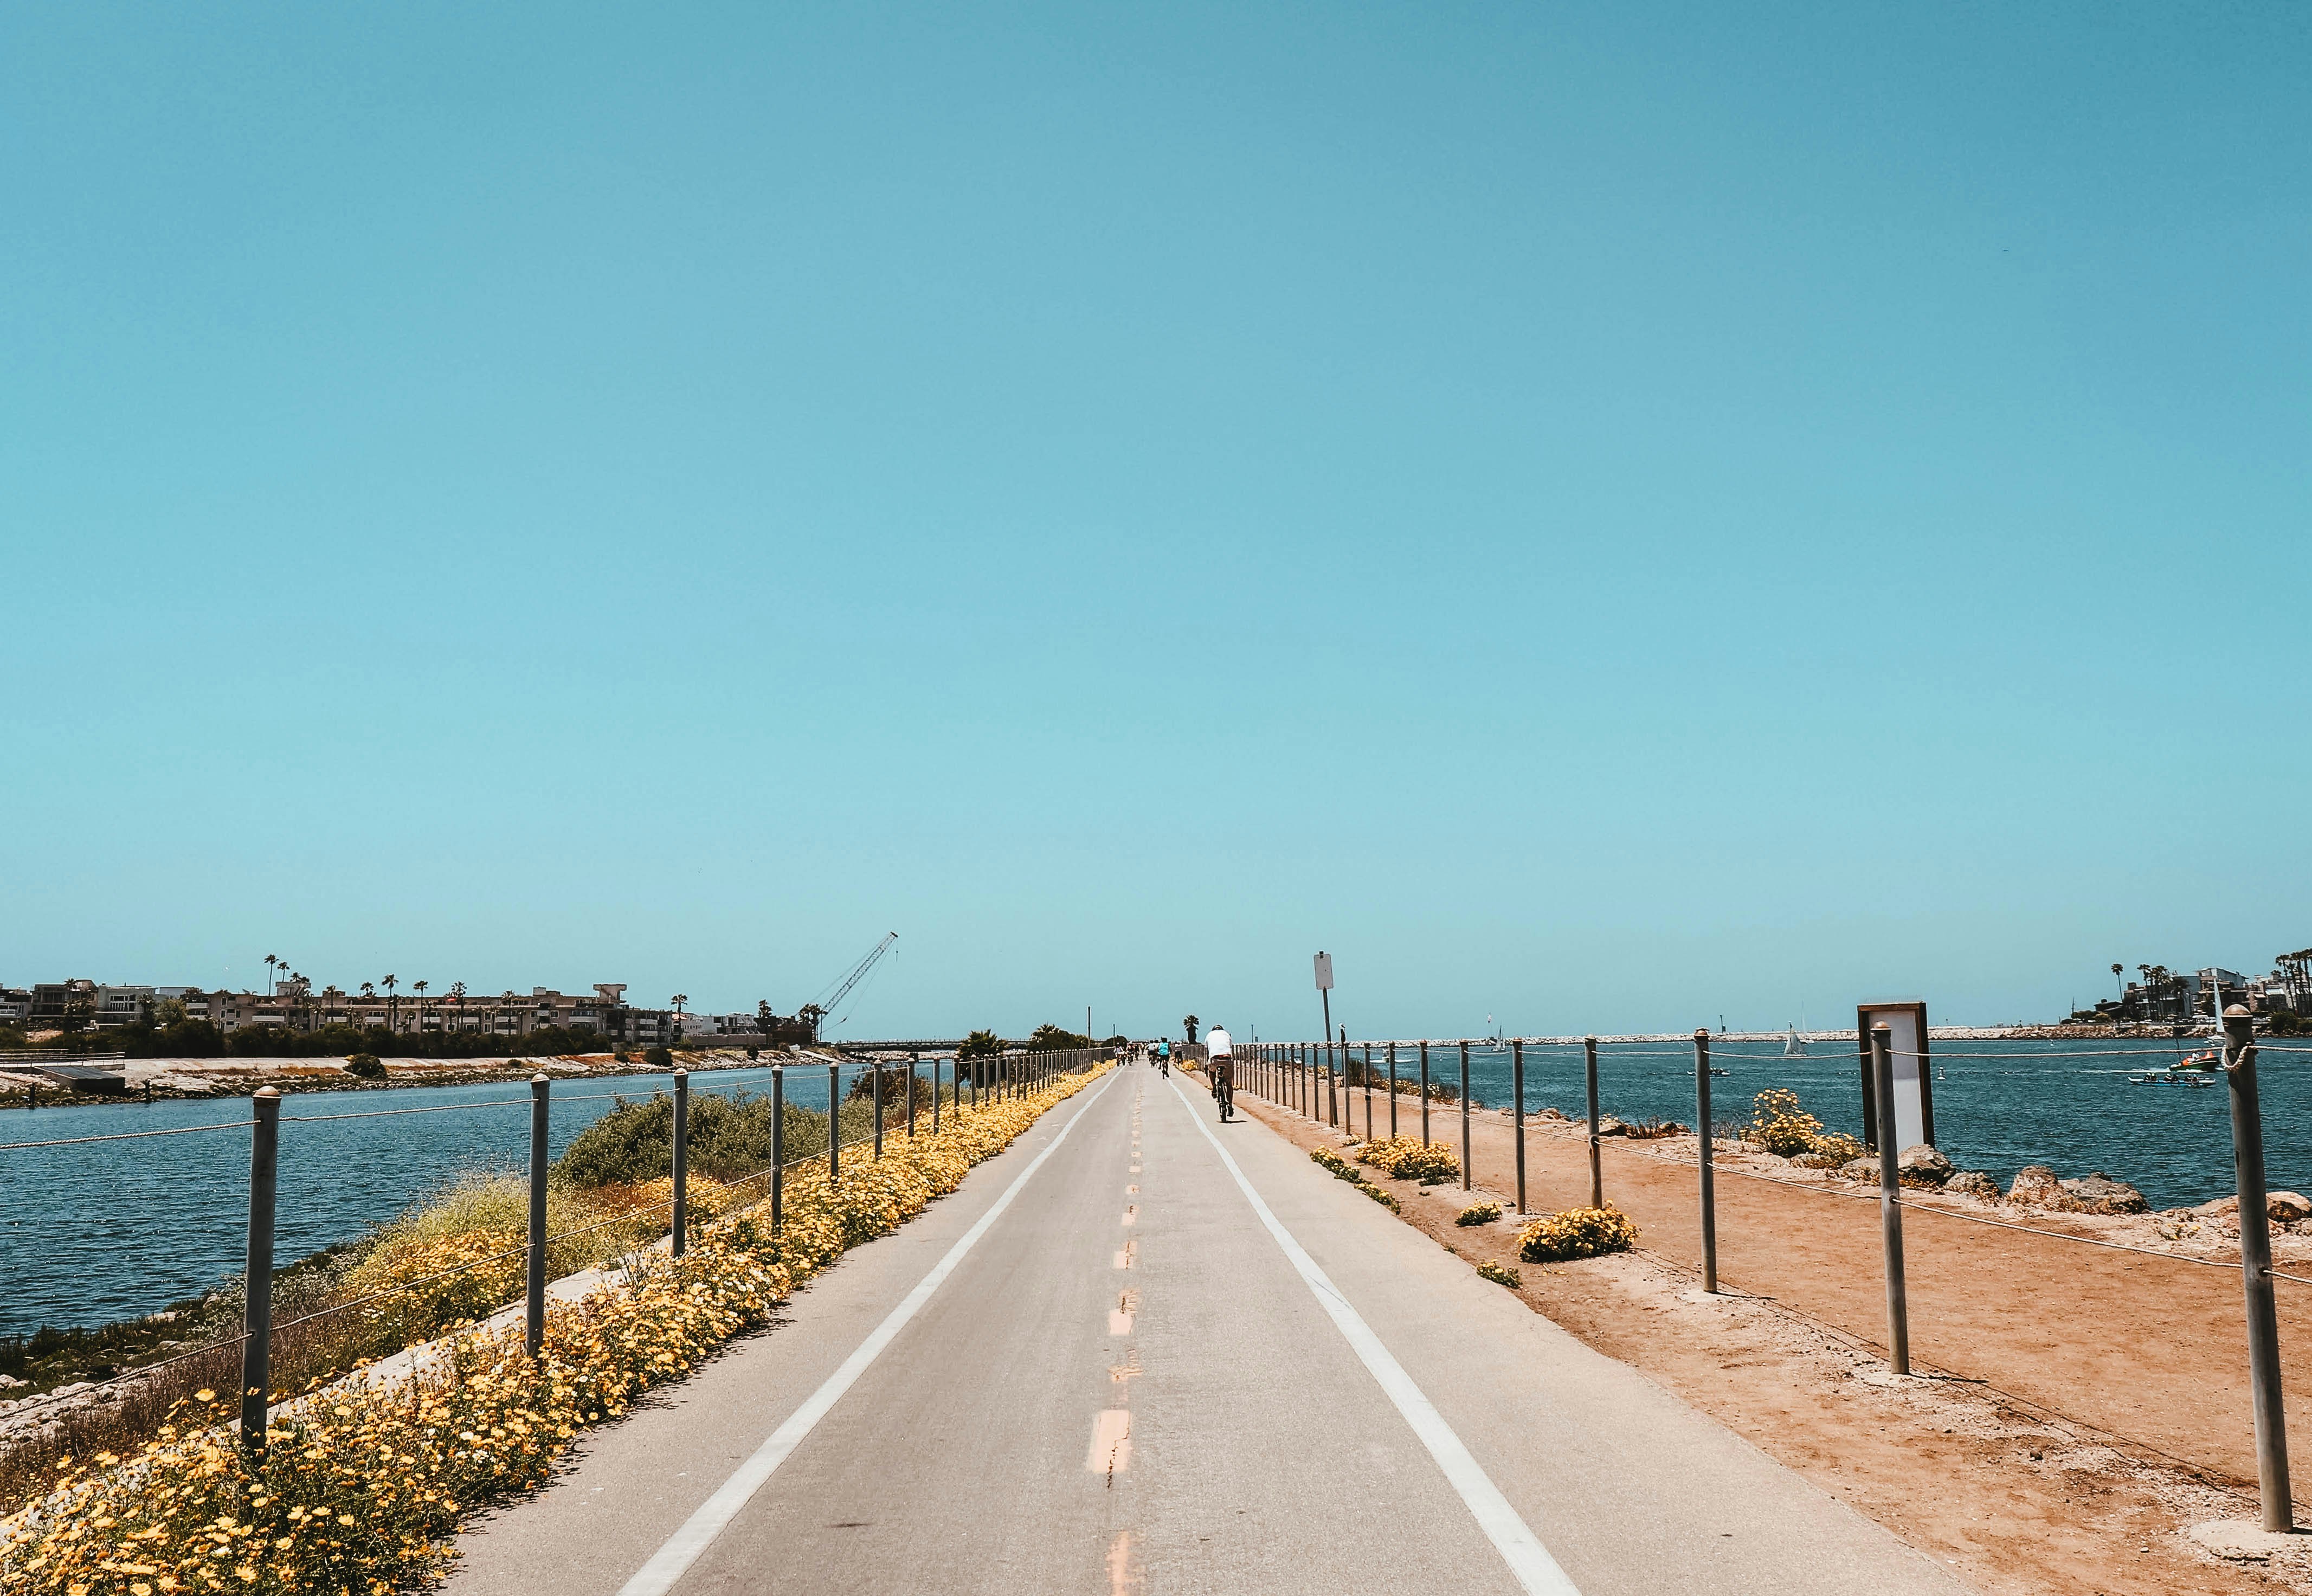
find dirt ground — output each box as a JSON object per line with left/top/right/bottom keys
{"left": 1218, "top": 1071, "right": 2312, "bottom": 1596}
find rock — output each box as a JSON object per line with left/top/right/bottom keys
{"left": 1536, "top": 1108, "right": 1569, "bottom": 1122}
{"left": 2195, "top": 1195, "right": 2240, "bottom": 1218}
{"left": 1897, "top": 1144, "right": 1953, "bottom": 1185}
{"left": 2007, "top": 1166, "right": 2083, "bottom": 1209}
{"left": 1839, "top": 1156, "right": 1881, "bottom": 1182}
{"left": 1595, "top": 1116, "right": 1627, "bottom": 1137}
{"left": 1945, "top": 1170, "right": 2001, "bottom": 1200}
{"left": 2059, "top": 1172, "right": 2148, "bottom": 1214}
{"left": 2269, "top": 1191, "right": 2312, "bottom": 1224}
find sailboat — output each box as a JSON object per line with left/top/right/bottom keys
{"left": 1783, "top": 1025, "right": 1807, "bottom": 1058}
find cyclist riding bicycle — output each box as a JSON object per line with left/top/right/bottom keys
{"left": 1206, "top": 1025, "right": 1235, "bottom": 1122}
{"left": 1155, "top": 1038, "right": 1170, "bottom": 1077}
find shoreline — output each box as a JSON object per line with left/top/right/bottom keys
{"left": 0, "top": 1047, "right": 809, "bottom": 1110}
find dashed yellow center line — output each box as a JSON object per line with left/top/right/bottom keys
{"left": 1087, "top": 1409, "right": 1132, "bottom": 1477}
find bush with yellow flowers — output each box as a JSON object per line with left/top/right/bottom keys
{"left": 0, "top": 1068, "right": 1110, "bottom": 1596}
{"left": 1516, "top": 1205, "right": 1639, "bottom": 1263}
{"left": 1355, "top": 1138, "right": 1459, "bottom": 1186}
{"left": 1743, "top": 1087, "right": 1864, "bottom": 1167}
{"left": 1477, "top": 1262, "right": 1523, "bottom": 1289}
{"left": 1456, "top": 1200, "right": 1501, "bottom": 1226}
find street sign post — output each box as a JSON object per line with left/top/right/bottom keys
{"left": 1314, "top": 952, "right": 1335, "bottom": 1079}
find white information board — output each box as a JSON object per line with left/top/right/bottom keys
{"left": 1857, "top": 1000, "right": 1934, "bottom": 1151}
{"left": 1314, "top": 951, "right": 1334, "bottom": 991}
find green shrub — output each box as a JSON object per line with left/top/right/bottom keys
{"left": 1456, "top": 1200, "right": 1502, "bottom": 1226}
{"left": 345, "top": 1052, "right": 384, "bottom": 1078}
{"left": 1357, "top": 1181, "right": 1401, "bottom": 1213}
{"left": 643, "top": 1045, "right": 674, "bottom": 1069}
{"left": 1310, "top": 1146, "right": 1358, "bottom": 1181}
{"left": 556, "top": 1091, "right": 832, "bottom": 1186}
{"left": 1517, "top": 1205, "right": 1639, "bottom": 1263}
{"left": 1477, "top": 1261, "right": 1523, "bottom": 1289}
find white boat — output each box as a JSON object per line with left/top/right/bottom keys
{"left": 1783, "top": 1026, "right": 1806, "bottom": 1058}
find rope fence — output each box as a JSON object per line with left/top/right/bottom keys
{"left": 0, "top": 1044, "right": 1115, "bottom": 1471}
{"left": 1231, "top": 1016, "right": 2306, "bottom": 1532}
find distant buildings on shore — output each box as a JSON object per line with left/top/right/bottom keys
{"left": 0, "top": 978, "right": 767, "bottom": 1047}
{"left": 2073, "top": 951, "right": 2312, "bottom": 1025}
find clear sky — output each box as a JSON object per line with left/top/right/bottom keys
{"left": 4, "top": 2, "right": 2307, "bottom": 1040}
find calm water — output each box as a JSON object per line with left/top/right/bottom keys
{"left": 10, "top": 1042, "right": 2308, "bottom": 1336}
{"left": 1299, "top": 1038, "right": 2312, "bottom": 1214}
{"left": 0, "top": 1064, "right": 881, "bottom": 1336}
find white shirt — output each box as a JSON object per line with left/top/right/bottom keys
{"left": 1206, "top": 1027, "right": 1232, "bottom": 1057}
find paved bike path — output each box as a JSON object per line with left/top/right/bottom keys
{"left": 445, "top": 1067, "right": 1969, "bottom": 1595}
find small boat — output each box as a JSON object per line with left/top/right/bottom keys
{"left": 2128, "top": 1063, "right": 2219, "bottom": 1087}
{"left": 1709, "top": 1067, "right": 1729, "bottom": 1077}
{"left": 1783, "top": 1026, "right": 1806, "bottom": 1058}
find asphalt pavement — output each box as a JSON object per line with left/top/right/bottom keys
{"left": 443, "top": 1065, "right": 1971, "bottom": 1595}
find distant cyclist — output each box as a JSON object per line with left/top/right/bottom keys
{"left": 1155, "top": 1038, "right": 1170, "bottom": 1077}
{"left": 1207, "top": 1024, "right": 1235, "bottom": 1122}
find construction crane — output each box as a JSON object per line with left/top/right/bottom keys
{"left": 800, "top": 932, "right": 897, "bottom": 1037}
{"left": 753, "top": 933, "right": 898, "bottom": 1044}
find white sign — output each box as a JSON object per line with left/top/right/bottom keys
{"left": 1857, "top": 1000, "right": 1933, "bottom": 1150}
{"left": 1313, "top": 951, "right": 1334, "bottom": 991}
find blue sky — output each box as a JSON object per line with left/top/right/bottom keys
{"left": 3, "top": 2, "right": 2307, "bottom": 1039}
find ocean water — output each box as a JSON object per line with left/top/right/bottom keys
{"left": 0, "top": 1063, "right": 897, "bottom": 1337}
{"left": 1286, "top": 1037, "right": 2312, "bottom": 1213}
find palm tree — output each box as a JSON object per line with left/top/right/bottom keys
{"left": 412, "top": 980, "right": 429, "bottom": 1037}
{"left": 671, "top": 994, "right": 689, "bottom": 1042}
{"left": 265, "top": 954, "right": 279, "bottom": 995}
{"left": 382, "top": 974, "right": 398, "bottom": 1034}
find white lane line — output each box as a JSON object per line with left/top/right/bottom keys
{"left": 616, "top": 1071, "right": 1122, "bottom": 1596}
{"left": 1165, "top": 1076, "right": 1581, "bottom": 1596}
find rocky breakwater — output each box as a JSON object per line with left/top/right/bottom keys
{"left": 1844, "top": 1144, "right": 2312, "bottom": 1266}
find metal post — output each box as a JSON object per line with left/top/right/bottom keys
{"left": 828, "top": 1062, "right": 841, "bottom": 1183}
{"left": 1459, "top": 1041, "right": 1471, "bottom": 1191}
{"left": 873, "top": 1060, "right": 885, "bottom": 1158}
{"left": 1585, "top": 1035, "right": 1602, "bottom": 1209}
{"left": 1693, "top": 1031, "right": 1716, "bottom": 1295}
{"left": 671, "top": 1069, "right": 690, "bottom": 1259}
{"left": 526, "top": 1073, "right": 549, "bottom": 1356}
{"left": 239, "top": 1087, "right": 280, "bottom": 1454}
{"left": 1388, "top": 1042, "right": 1398, "bottom": 1138}
{"left": 1363, "top": 1044, "right": 1373, "bottom": 1141}
{"left": 770, "top": 1064, "right": 785, "bottom": 1233}
{"left": 1512, "top": 1039, "right": 1527, "bottom": 1214}
{"left": 1420, "top": 1042, "right": 1431, "bottom": 1145}
{"left": 908, "top": 1054, "right": 918, "bottom": 1138}
{"left": 2225, "top": 1004, "right": 2292, "bottom": 1529}
{"left": 1871, "top": 1026, "right": 1908, "bottom": 1374}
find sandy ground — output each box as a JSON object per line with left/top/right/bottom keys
{"left": 1221, "top": 1072, "right": 2312, "bottom": 1596}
